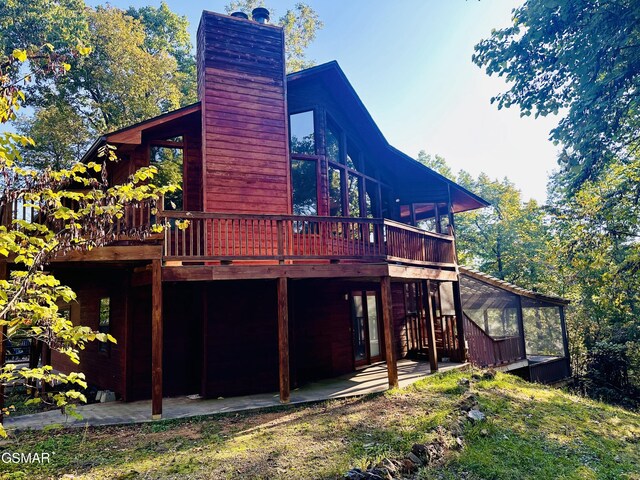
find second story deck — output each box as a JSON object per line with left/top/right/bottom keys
{"left": 158, "top": 211, "right": 457, "bottom": 267}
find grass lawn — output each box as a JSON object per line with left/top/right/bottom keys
{"left": 1, "top": 370, "right": 639, "bottom": 479}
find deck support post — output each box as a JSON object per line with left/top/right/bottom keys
{"left": 452, "top": 280, "right": 466, "bottom": 363}
{"left": 516, "top": 296, "right": 527, "bottom": 360}
{"left": 380, "top": 276, "right": 398, "bottom": 388}
{"left": 277, "top": 277, "right": 290, "bottom": 403}
{"left": 0, "top": 262, "right": 6, "bottom": 424}
{"left": 423, "top": 280, "right": 439, "bottom": 372}
{"left": 559, "top": 306, "right": 571, "bottom": 375}
{"left": 151, "top": 259, "right": 163, "bottom": 419}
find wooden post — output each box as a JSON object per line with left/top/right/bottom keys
{"left": 451, "top": 280, "right": 467, "bottom": 363}
{"left": 423, "top": 280, "right": 439, "bottom": 372}
{"left": 151, "top": 259, "right": 163, "bottom": 419}
{"left": 559, "top": 306, "right": 571, "bottom": 375}
{"left": 434, "top": 204, "right": 441, "bottom": 234}
{"left": 516, "top": 296, "right": 527, "bottom": 360}
{"left": 380, "top": 276, "right": 398, "bottom": 388}
{"left": 277, "top": 277, "right": 290, "bottom": 403}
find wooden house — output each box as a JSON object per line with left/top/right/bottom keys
{"left": 3, "top": 9, "right": 570, "bottom": 418}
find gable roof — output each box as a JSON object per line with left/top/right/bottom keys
{"left": 80, "top": 103, "right": 201, "bottom": 163}
{"left": 287, "top": 61, "right": 490, "bottom": 214}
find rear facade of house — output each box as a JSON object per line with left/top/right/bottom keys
{"left": 11, "top": 9, "right": 569, "bottom": 417}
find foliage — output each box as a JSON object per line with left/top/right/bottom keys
{"left": 0, "top": 41, "right": 177, "bottom": 438}
{"left": 417, "top": 152, "right": 557, "bottom": 293}
{"left": 473, "top": 0, "right": 640, "bottom": 190}
{"left": 474, "top": 0, "right": 640, "bottom": 405}
{"left": 547, "top": 158, "right": 640, "bottom": 403}
{"left": 417, "top": 151, "right": 453, "bottom": 180}
{"left": 126, "top": 2, "right": 197, "bottom": 105}
{"left": 456, "top": 173, "right": 555, "bottom": 291}
{"left": 15, "top": 103, "right": 92, "bottom": 170}
{"left": 225, "top": 0, "right": 323, "bottom": 72}
{"left": 5, "top": 1, "right": 193, "bottom": 167}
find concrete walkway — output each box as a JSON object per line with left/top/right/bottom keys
{"left": 5, "top": 360, "right": 465, "bottom": 431}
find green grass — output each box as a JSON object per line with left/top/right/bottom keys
{"left": 1, "top": 370, "right": 638, "bottom": 479}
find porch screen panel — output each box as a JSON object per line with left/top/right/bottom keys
{"left": 459, "top": 275, "right": 520, "bottom": 338}
{"left": 521, "top": 298, "right": 565, "bottom": 357}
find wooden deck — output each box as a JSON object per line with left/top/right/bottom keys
{"left": 159, "top": 211, "right": 457, "bottom": 268}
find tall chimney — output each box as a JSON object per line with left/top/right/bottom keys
{"left": 197, "top": 10, "right": 290, "bottom": 214}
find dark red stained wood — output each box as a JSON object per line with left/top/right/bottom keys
{"left": 50, "top": 268, "right": 130, "bottom": 398}
{"left": 151, "top": 259, "right": 162, "bottom": 418}
{"left": 202, "top": 280, "right": 279, "bottom": 398}
{"left": 381, "top": 276, "right": 398, "bottom": 388}
{"left": 122, "top": 276, "right": 132, "bottom": 402}
{"left": 197, "top": 10, "right": 291, "bottom": 216}
{"left": 277, "top": 277, "right": 290, "bottom": 403}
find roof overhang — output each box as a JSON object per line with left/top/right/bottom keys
{"left": 287, "top": 62, "right": 489, "bottom": 214}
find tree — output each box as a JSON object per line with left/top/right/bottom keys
{"left": 455, "top": 172, "right": 555, "bottom": 292}
{"left": 474, "top": 0, "right": 640, "bottom": 406}
{"left": 15, "top": 103, "right": 91, "bottom": 170}
{"left": 416, "top": 151, "right": 453, "bottom": 179}
{"left": 473, "top": 0, "right": 640, "bottom": 189}
{"left": 225, "top": 0, "right": 323, "bottom": 72}
{"left": 6, "top": 1, "right": 194, "bottom": 167}
{"left": 0, "top": 46, "right": 177, "bottom": 437}
{"left": 126, "top": 2, "right": 197, "bottom": 105}
{"left": 547, "top": 160, "right": 640, "bottom": 404}
{"left": 416, "top": 152, "right": 557, "bottom": 292}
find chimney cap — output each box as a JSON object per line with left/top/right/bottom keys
{"left": 230, "top": 11, "right": 249, "bottom": 20}
{"left": 251, "top": 7, "right": 270, "bottom": 24}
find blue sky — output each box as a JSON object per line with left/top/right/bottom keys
{"left": 92, "top": 1, "right": 560, "bottom": 201}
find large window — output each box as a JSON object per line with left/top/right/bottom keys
{"left": 347, "top": 174, "right": 361, "bottom": 217}
{"left": 289, "top": 111, "right": 315, "bottom": 155}
{"left": 291, "top": 159, "right": 317, "bottom": 215}
{"left": 150, "top": 136, "right": 183, "bottom": 210}
{"left": 288, "top": 111, "right": 390, "bottom": 219}
{"left": 329, "top": 166, "right": 344, "bottom": 216}
{"left": 324, "top": 115, "right": 386, "bottom": 218}
{"left": 326, "top": 121, "right": 341, "bottom": 163}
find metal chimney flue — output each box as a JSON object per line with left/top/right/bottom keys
{"left": 230, "top": 11, "right": 249, "bottom": 20}
{"left": 251, "top": 7, "right": 270, "bottom": 24}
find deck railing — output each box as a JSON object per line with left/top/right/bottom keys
{"left": 0, "top": 200, "right": 457, "bottom": 267}
{"left": 463, "top": 313, "right": 525, "bottom": 367}
{"left": 0, "top": 198, "right": 154, "bottom": 239}
{"left": 159, "top": 212, "right": 456, "bottom": 266}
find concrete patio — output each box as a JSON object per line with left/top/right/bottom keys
{"left": 5, "top": 359, "right": 465, "bottom": 431}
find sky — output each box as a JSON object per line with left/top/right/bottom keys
{"left": 90, "top": 0, "right": 561, "bottom": 202}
